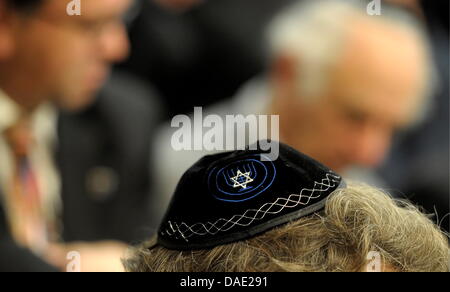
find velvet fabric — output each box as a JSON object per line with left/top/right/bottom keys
{"left": 158, "top": 141, "right": 345, "bottom": 250}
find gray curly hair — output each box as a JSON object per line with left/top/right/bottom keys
{"left": 124, "top": 183, "right": 449, "bottom": 272}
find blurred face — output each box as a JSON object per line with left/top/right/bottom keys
{"left": 277, "top": 19, "right": 427, "bottom": 171}
{"left": 0, "top": 0, "right": 131, "bottom": 111}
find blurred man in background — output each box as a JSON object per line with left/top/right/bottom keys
{"left": 0, "top": 0, "right": 158, "bottom": 271}
{"left": 267, "top": 0, "right": 432, "bottom": 173}
{"left": 152, "top": 0, "right": 435, "bottom": 211}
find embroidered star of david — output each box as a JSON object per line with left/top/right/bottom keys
{"left": 230, "top": 170, "right": 254, "bottom": 190}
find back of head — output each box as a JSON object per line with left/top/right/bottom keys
{"left": 124, "top": 141, "right": 448, "bottom": 272}
{"left": 124, "top": 183, "right": 449, "bottom": 272}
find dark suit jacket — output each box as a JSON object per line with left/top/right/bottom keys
{"left": 57, "top": 73, "right": 162, "bottom": 243}
{"left": 0, "top": 72, "right": 162, "bottom": 271}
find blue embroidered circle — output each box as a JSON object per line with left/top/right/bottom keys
{"left": 208, "top": 154, "right": 277, "bottom": 202}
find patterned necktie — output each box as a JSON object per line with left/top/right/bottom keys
{"left": 3, "top": 116, "right": 48, "bottom": 254}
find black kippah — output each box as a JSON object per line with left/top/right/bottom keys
{"left": 158, "top": 141, "right": 346, "bottom": 250}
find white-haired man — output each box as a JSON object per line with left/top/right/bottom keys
{"left": 151, "top": 0, "right": 434, "bottom": 209}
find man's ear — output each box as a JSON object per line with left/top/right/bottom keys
{"left": 0, "top": 0, "right": 15, "bottom": 60}
{"left": 269, "top": 54, "right": 309, "bottom": 130}
{"left": 270, "top": 54, "right": 301, "bottom": 100}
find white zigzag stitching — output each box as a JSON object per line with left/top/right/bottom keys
{"left": 161, "top": 172, "right": 341, "bottom": 242}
